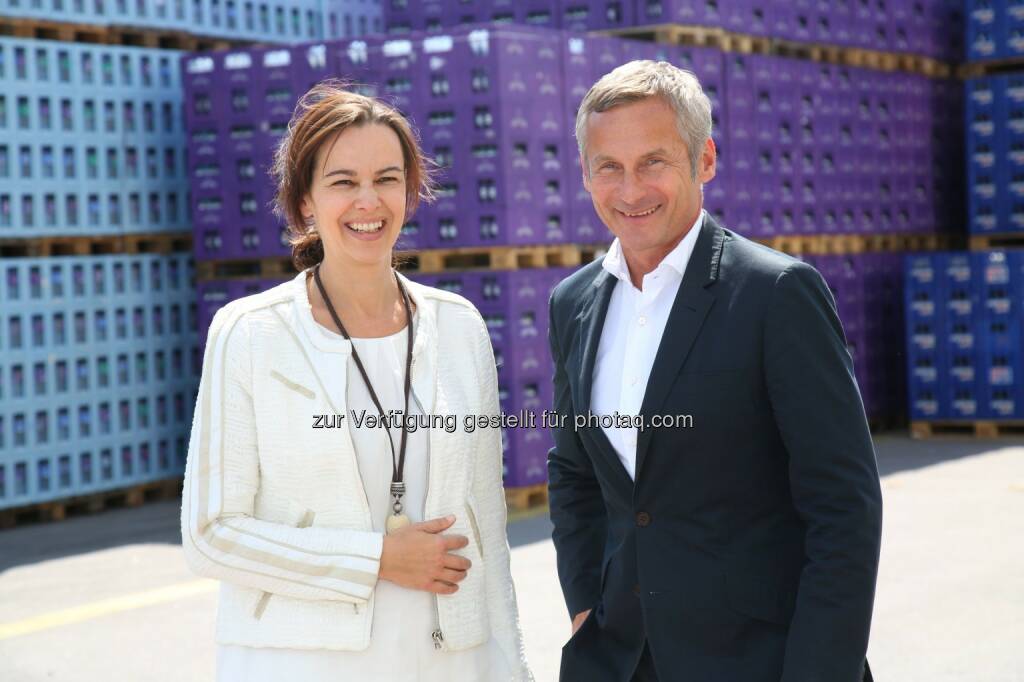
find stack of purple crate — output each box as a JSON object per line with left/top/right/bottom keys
{"left": 410, "top": 267, "right": 572, "bottom": 487}
{"left": 184, "top": 28, "right": 959, "bottom": 254}
{"left": 803, "top": 253, "right": 906, "bottom": 421}
{"left": 384, "top": 0, "right": 636, "bottom": 34}
{"left": 724, "top": 53, "right": 962, "bottom": 238}
{"left": 195, "top": 277, "right": 290, "bottom": 344}
{"left": 184, "top": 43, "right": 340, "bottom": 262}
{"left": 185, "top": 28, "right": 574, "bottom": 252}
{"left": 384, "top": 1, "right": 964, "bottom": 62}
{"left": 393, "top": 28, "right": 573, "bottom": 250}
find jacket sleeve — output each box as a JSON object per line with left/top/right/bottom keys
{"left": 180, "top": 302, "right": 383, "bottom": 604}
{"left": 546, "top": 288, "right": 608, "bottom": 619}
{"left": 764, "top": 262, "right": 883, "bottom": 682}
{"left": 469, "top": 313, "right": 534, "bottom": 681}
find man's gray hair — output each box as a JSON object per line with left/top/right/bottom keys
{"left": 575, "top": 60, "right": 713, "bottom": 179}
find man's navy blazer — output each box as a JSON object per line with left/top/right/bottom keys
{"left": 547, "top": 214, "right": 883, "bottom": 682}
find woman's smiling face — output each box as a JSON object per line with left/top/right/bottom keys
{"left": 301, "top": 123, "right": 408, "bottom": 267}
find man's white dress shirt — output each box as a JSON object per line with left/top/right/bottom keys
{"left": 590, "top": 209, "right": 705, "bottom": 480}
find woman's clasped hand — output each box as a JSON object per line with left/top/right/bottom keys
{"left": 379, "top": 515, "right": 472, "bottom": 595}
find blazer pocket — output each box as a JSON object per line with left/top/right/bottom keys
{"left": 268, "top": 369, "right": 316, "bottom": 400}
{"left": 253, "top": 504, "right": 317, "bottom": 620}
{"left": 464, "top": 500, "right": 484, "bottom": 560}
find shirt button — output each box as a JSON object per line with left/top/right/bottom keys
{"left": 636, "top": 511, "right": 651, "bottom": 527}
{"left": 630, "top": 376, "right": 638, "bottom": 386}
{"left": 638, "top": 316, "right": 647, "bottom": 326}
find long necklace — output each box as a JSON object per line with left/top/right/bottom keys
{"left": 313, "top": 263, "right": 414, "bottom": 534}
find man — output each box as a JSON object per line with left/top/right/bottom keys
{"left": 547, "top": 60, "right": 882, "bottom": 682}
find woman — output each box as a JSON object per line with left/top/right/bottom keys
{"left": 180, "top": 81, "right": 532, "bottom": 681}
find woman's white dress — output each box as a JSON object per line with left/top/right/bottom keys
{"left": 216, "top": 304, "right": 513, "bottom": 681}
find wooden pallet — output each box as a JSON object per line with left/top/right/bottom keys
{"left": 410, "top": 244, "right": 587, "bottom": 273}
{"left": 868, "top": 415, "right": 907, "bottom": 433}
{"left": 969, "top": 232, "right": 1024, "bottom": 251}
{"left": 960, "top": 58, "right": 1024, "bottom": 79}
{"left": 910, "top": 420, "right": 1024, "bottom": 439}
{"left": 196, "top": 245, "right": 597, "bottom": 281}
{"left": 504, "top": 484, "right": 549, "bottom": 513}
{"left": 755, "top": 232, "right": 956, "bottom": 256}
{"left": 642, "top": 23, "right": 731, "bottom": 49}
{"left": 196, "top": 256, "right": 298, "bottom": 281}
{"left": 896, "top": 53, "right": 950, "bottom": 78}
{"left": 599, "top": 24, "right": 953, "bottom": 78}
{"left": 0, "top": 477, "right": 182, "bottom": 530}
{"left": 0, "top": 16, "right": 238, "bottom": 51}
{"left": 0, "top": 232, "right": 192, "bottom": 258}
{"left": 775, "top": 41, "right": 847, "bottom": 65}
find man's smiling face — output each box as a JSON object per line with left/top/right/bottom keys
{"left": 581, "top": 96, "right": 715, "bottom": 267}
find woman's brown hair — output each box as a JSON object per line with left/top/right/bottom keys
{"left": 271, "top": 79, "right": 434, "bottom": 270}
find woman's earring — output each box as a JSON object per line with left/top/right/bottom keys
{"left": 304, "top": 215, "right": 317, "bottom": 232}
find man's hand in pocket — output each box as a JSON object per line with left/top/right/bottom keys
{"left": 571, "top": 609, "right": 592, "bottom": 635}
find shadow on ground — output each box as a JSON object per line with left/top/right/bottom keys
{"left": 871, "top": 432, "right": 1024, "bottom": 477}
{"left": 3, "top": 434, "right": 1019, "bottom": 572}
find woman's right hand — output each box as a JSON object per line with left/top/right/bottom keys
{"left": 379, "top": 515, "right": 472, "bottom": 594}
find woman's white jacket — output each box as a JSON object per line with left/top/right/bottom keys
{"left": 180, "top": 269, "right": 531, "bottom": 680}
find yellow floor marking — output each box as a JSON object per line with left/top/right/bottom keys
{"left": 0, "top": 579, "right": 217, "bottom": 641}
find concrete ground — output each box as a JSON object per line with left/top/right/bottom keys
{"left": 1, "top": 434, "right": 1022, "bottom": 681}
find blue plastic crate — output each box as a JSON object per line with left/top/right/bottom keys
{"left": 905, "top": 253, "right": 943, "bottom": 322}
{"left": 908, "top": 376, "right": 945, "bottom": 420}
{"left": 966, "top": 0, "right": 1000, "bottom": 60}
{"left": 975, "top": 250, "right": 1019, "bottom": 324}
{"left": 978, "top": 345, "right": 1023, "bottom": 417}
{"left": 0, "top": 253, "right": 199, "bottom": 510}
{"left": 905, "top": 253, "right": 948, "bottom": 418}
{"left": 973, "top": 250, "right": 1024, "bottom": 417}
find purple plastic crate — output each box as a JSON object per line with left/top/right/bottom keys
{"left": 196, "top": 280, "right": 234, "bottom": 343}
{"left": 500, "top": 375, "right": 552, "bottom": 487}
{"left": 638, "top": 0, "right": 721, "bottom": 26}
{"left": 562, "top": 0, "right": 635, "bottom": 31}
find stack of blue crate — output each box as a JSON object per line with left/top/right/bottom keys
{"left": 966, "top": 74, "right": 1024, "bottom": 237}
{"left": 0, "top": 255, "right": 199, "bottom": 510}
{"left": 2, "top": 0, "right": 383, "bottom": 44}
{"left": 0, "top": 2, "right": 389, "bottom": 518}
{"left": 904, "top": 251, "right": 1024, "bottom": 422}
{"left": 0, "top": 34, "right": 201, "bottom": 514}
{"left": 967, "top": 0, "right": 1024, "bottom": 61}
{"left": 935, "top": 5, "right": 1024, "bottom": 433}
{"left": 0, "top": 38, "right": 189, "bottom": 237}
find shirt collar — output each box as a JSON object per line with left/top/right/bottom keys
{"left": 602, "top": 208, "right": 706, "bottom": 284}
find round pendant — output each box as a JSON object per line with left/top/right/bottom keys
{"left": 386, "top": 513, "right": 411, "bottom": 534}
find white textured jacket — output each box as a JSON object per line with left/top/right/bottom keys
{"left": 180, "top": 269, "right": 532, "bottom": 680}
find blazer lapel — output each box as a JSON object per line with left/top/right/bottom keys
{"left": 573, "top": 267, "right": 635, "bottom": 490}
{"left": 634, "top": 216, "right": 727, "bottom": 477}
{"left": 576, "top": 268, "right": 617, "bottom": 415}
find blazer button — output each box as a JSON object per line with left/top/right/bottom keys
{"left": 635, "top": 511, "right": 651, "bottom": 527}
{"left": 632, "top": 584, "right": 641, "bottom": 597}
